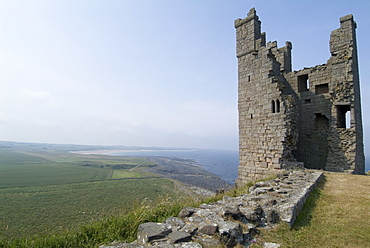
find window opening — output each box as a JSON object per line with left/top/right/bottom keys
{"left": 304, "top": 99, "right": 311, "bottom": 104}
{"left": 298, "top": 74, "right": 309, "bottom": 92}
{"left": 276, "top": 99, "right": 280, "bottom": 113}
{"left": 315, "top": 83, "right": 329, "bottom": 94}
{"left": 250, "top": 114, "right": 253, "bottom": 119}
{"left": 271, "top": 100, "right": 275, "bottom": 113}
{"left": 336, "top": 105, "right": 351, "bottom": 128}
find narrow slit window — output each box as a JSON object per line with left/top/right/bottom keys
{"left": 276, "top": 99, "right": 280, "bottom": 113}
{"left": 271, "top": 100, "right": 275, "bottom": 113}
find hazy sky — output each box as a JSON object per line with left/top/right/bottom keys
{"left": 1, "top": 1, "right": 369, "bottom": 152}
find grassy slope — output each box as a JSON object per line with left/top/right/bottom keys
{"left": 1, "top": 171, "right": 369, "bottom": 247}
{"left": 0, "top": 149, "right": 179, "bottom": 240}
{"left": 255, "top": 173, "right": 370, "bottom": 248}
{"left": 1, "top": 178, "right": 179, "bottom": 239}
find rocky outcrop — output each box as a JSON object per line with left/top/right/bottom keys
{"left": 100, "top": 170, "right": 323, "bottom": 248}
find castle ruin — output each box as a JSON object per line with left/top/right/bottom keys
{"left": 235, "top": 8, "right": 365, "bottom": 184}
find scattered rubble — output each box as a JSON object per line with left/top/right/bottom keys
{"left": 100, "top": 170, "right": 323, "bottom": 247}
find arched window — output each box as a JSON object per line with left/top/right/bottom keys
{"left": 276, "top": 99, "right": 280, "bottom": 113}
{"left": 271, "top": 100, "right": 275, "bottom": 113}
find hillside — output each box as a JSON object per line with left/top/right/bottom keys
{"left": 0, "top": 142, "right": 230, "bottom": 240}
{"left": 255, "top": 172, "right": 370, "bottom": 247}
{"left": 1, "top": 170, "right": 369, "bottom": 247}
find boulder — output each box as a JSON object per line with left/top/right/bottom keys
{"left": 137, "top": 222, "right": 171, "bottom": 245}
{"left": 198, "top": 224, "right": 218, "bottom": 235}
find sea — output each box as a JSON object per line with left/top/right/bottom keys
{"left": 104, "top": 149, "right": 239, "bottom": 185}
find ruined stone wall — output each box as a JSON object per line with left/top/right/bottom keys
{"left": 235, "top": 9, "right": 301, "bottom": 185}
{"left": 102, "top": 171, "right": 324, "bottom": 248}
{"left": 236, "top": 9, "right": 365, "bottom": 184}
{"left": 327, "top": 14, "right": 365, "bottom": 173}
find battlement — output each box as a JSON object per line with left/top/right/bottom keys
{"left": 235, "top": 8, "right": 266, "bottom": 58}
{"left": 234, "top": 8, "right": 258, "bottom": 28}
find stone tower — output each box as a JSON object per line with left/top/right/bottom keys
{"left": 235, "top": 8, "right": 365, "bottom": 185}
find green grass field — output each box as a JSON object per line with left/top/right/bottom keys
{"left": 0, "top": 150, "right": 157, "bottom": 188}
{"left": 0, "top": 146, "right": 182, "bottom": 240}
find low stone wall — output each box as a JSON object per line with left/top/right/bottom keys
{"left": 101, "top": 170, "right": 323, "bottom": 248}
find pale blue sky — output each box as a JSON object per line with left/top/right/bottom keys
{"left": 1, "top": 1, "right": 369, "bottom": 157}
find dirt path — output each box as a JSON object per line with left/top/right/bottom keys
{"left": 129, "top": 165, "right": 140, "bottom": 171}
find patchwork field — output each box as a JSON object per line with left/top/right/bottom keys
{"left": 0, "top": 148, "right": 157, "bottom": 188}
{"left": 0, "top": 143, "right": 183, "bottom": 239}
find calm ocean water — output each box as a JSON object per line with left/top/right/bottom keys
{"left": 105, "top": 149, "right": 239, "bottom": 185}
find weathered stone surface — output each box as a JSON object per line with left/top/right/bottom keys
{"left": 193, "top": 235, "right": 222, "bottom": 248}
{"left": 199, "top": 224, "right": 218, "bottom": 235}
{"left": 180, "top": 222, "right": 198, "bottom": 236}
{"left": 222, "top": 206, "right": 242, "bottom": 220}
{"left": 168, "top": 231, "right": 192, "bottom": 243}
{"left": 137, "top": 222, "right": 171, "bottom": 245}
{"left": 150, "top": 243, "right": 174, "bottom": 248}
{"left": 165, "top": 217, "right": 185, "bottom": 231}
{"left": 218, "top": 221, "right": 243, "bottom": 247}
{"left": 240, "top": 207, "right": 259, "bottom": 222}
{"left": 178, "top": 207, "right": 196, "bottom": 218}
{"left": 174, "top": 242, "right": 202, "bottom": 248}
{"left": 266, "top": 209, "right": 280, "bottom": 224}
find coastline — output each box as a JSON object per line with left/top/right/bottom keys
{"left": 71, "top": 149, "right": 197, "bottom": 155}
{"left": 71, "top": 149, "right": 232, "bottom": 191}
